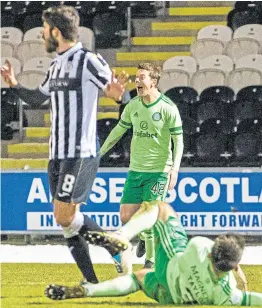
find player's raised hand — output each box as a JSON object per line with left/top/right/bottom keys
{"left": 0, "top": 59, "right": 18, "bottom": 87}
{"left": 104, "top": 69, "right": 125, "bottom": 101}
{"left": 168, "top": 169, "right": 178, "bottom": 190}
{"left": 117, "top": 70, "right": 131, "bottom": 88}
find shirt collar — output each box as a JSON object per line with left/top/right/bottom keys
{"left": 55, "top": 42, "right": 83, "bottom": 59}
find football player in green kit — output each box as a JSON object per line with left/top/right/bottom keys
{"left": 45, "top": 201, "right": 262, "bottom": 306}
{"left": 100, "top": 63, "right": 184, "bottom": 269}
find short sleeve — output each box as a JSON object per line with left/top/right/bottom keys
{"left": 119, "top": 102, "right": 132, "bottom": 129}
{"left": 168, "top": 104, "right": 183, "bottom": 136}
{"left": 85, "top": 53, "right": 112, "bottom": 90}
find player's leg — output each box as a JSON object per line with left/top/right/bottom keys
{"left": 50, "top": 157, "right": 101, "bottom": 283}
{"left": 86, "top": 200, "right": 164, "bottom": 251}
{"left": 50, "top": 157, "right": 118, "bottom": 283}
{"left": 141, "top": 172, "right": 169, "bottom": 268}
{"left": 45, "top": 202, "right": 184, "bottom": 302}
{"left": 118, "top": 171, "right": 144, "bottom": 273}
{"left": 45, "top": 272, "right": 142, "bottom": 300}
{"left": 119, "top": 171, "right": 144, "bottom": 224}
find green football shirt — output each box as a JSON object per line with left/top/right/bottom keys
{"left": 119, "top": 94, "right": 183, "bottom": 172}
{"left": 166, "top": 237, "right": 250, "bottom": 306}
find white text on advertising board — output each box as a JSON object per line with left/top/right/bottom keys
{"left": 27, "top": 177, "right": 262, "bottom": 204}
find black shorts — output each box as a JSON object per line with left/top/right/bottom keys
{"left": 48, "top": 156, "right": 100, "bottom": 204}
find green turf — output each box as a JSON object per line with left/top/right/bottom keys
{"left": 1, "top": 264, "right": 262, "bottom": 308}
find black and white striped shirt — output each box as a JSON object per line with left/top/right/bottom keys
{"left": 39, "top": 42, "right": 111, "bottom": 159}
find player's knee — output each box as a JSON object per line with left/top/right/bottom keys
{"left": 158, "top": 202, "right": 177, "bottom": 222}
{"left": 54, "top": 214, "right": 73, "bottom": 227}
{"left": 53, "top": 199, "right": 76, "bottom": 227}
{"left": 120, "top": 211, "right": 131, "bottom": 224}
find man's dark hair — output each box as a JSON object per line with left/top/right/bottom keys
{"left": 42, "top": 5, "right": 79, "bottom": 41}
{"left": 211, "top": 233, "right": 245, "bottom": 272}
{"left": 137, "top": 63, "right": 162, "bottom": 85}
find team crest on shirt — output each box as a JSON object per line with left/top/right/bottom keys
{"left": 66, "top": 62, "right": 73, "bottom": 72}
{"left": 152, "top": 112, "right": 161, "bottom": 121}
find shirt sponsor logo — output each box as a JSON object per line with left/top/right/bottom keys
{"left": 134, "top": 130, "right": 157, "bottom": 138}
{"left": 140, "top": 121, "right": 148, "bottom": 130}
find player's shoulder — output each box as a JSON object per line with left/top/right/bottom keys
{"left": 161, "top": 94, "right": 176, "bottom": 106}
{"left": 188, "top": 236, "right": 214, "bottom": 252}
{"left": 128, "top": 96, "right": 141, "bottom": 107}
{"left": 82, "top": 49, "right": 108, "bottom": 64}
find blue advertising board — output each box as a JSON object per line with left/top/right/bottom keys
{"left": 1, "top": 169, "right": 262, "bottom": 234}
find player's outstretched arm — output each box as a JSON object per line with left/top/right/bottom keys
{"left": 100, "top": 124, "right": 128, "bottom": 156}
{"left": 169, "top": 134, "right": 184, "bottom": 190}
{"left": 1, "top": 59, "right": 49, "bottom": 106}
{"left": 100, "top": 98, "right": 132, "bottom": 156}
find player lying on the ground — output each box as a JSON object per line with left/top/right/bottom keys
{"left": 45, "top": 201, "right": 262, "bottom": 306}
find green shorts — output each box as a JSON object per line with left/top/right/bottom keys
{"left": 143, "top": 215, "right": 188, "bottom": 305}
{"left": 120, "top": 171, "right": 169, "bottom": 204}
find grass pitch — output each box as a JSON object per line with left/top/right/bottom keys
{"left": 1, "top": 264, "right": 262, "bottom": 308}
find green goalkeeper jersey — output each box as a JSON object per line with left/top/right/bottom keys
{"left": 118, "top": 94, "right": 183, "bottom": 172}
{"left": 166, "top": 237, "right": 262, "bottom": 306}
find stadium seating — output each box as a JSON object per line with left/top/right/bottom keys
{"left": 97, "top": 117, "right": 125, "bottom": 166}
{"left": 182, "top": 117, "right": 198, "bottom": 135}
{"left": 1, "top": 27, "right": 23, "bottom": 47}
{"left": 233, "top": 100, "right": 262, "bottom": 130}
{"left": 224, "top": 38, "right": 260, "bottom": 62}
{"left": 23, "top": 57, "right": 52, "bottom": 72}
{"left": 194, "top": 99, "right": 234, "bottom": 135}
{"left": 233, "top": 24, "right": 262, "bottom": 46}
{"left": 97, "top": 112, "right": 119, "bottom": 121}
{"left": 162, "top": 56, "right": 197, "bottom": 76}
{"left": 0, "top": 41, "right": 15, "bottom": 58}
{"left": 198, "top": 55, "right": 234, "bottom": 74}
{"left": 92, "top": 12, "right": 126, "bottom": 48}
{"left": 16, "top": 41, "right": 54, "bottom": 64}
{"left": 97, "top": 117, "right": 118, "bottom": 136}
{"left": 227, "top": 8, "right": 261, "bottom": 31}
{"left": 234, "top": 2, "right": 258, "bottom": 10}
{"left": 174, "top": 101, "right": 191, "bottom": 120}
{"left": 191, "top": 69, "right": 226, "bottom": 94}
{"left": 226, "top": 68, "right": 262, "bottom": 93}
{"left": 192, "top": 133, "right": 229, "bottom": 167}
{"left": 164, "top": 87, "right": 198, "bottom": 105}
{"left": 235, "top": 54, "right": 262, "bottom": 72}
{"left": 129, "top": 1, "right": 157, "bottom": 18}
{"left": 197, "top": 25, "right": 233, "bottom": 43}
{"left": 22, "top": 13, "right": 44, "bottom": 33}
{"left": 1, "top": 2, "right": 26, "bottom": 27}
{"left": 158, "top": 70, "right": 190, "bottom": 93}
{"left": 195, "top": 99, "right": 229, "bottom": 125}
{"left": 197, "top": 118, "right": 234, "bottom": 135}
{"left": 16, "top": 71, "right": 46, "bottom": 89}
{"left": 78, "top": 26, "right": 95, "bottom": 51}
{"left": 236, "top": 85, "right": 262, "bottom": 102}
{"left": 1, "top": 1, "right": 26, "bottom": 14}
{"left": 24, "top": 27, "right": 44, "bottom": 41}
{"left": 199, "top": 86, "right": 235, "bottom": 104}
{"left": 228, "top": 132, "right": 261, "bottom": 167}
{"left": 190, "top": 39, "right": 224, "bottom": 60}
